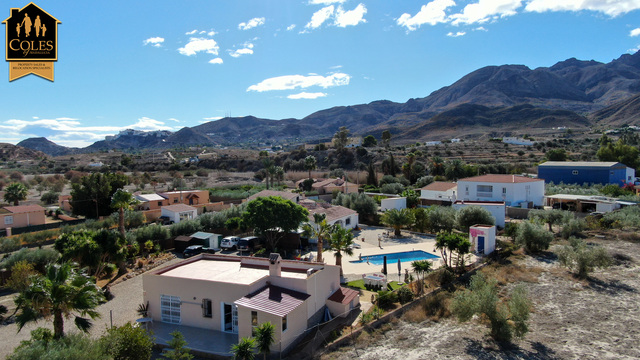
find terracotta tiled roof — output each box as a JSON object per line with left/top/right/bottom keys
{"left": 327, "top": 287, "right": 359, "bottom": 305}
{"left": 4, "top": 205, "right": 46, "bottom": 213}
{"left": 162, "top": 204, "right": 196, "bottom": 212}
{"left": 421, "top": 181, "right": 457, "bottom": 191}
{"left": 174, "top": 235, "right": 193, "bottom": 242}
{"left": 247, "top": 190, "right": 299, "bottom": 202}
{"left": 458, "top": 174, "right": 542, "bottom": 183}
{"left": 235, "top": 285, "right": 310, "bottom": 317}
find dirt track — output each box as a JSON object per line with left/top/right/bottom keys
{"left": 322, "top": 236, "right": 640, "bottom": 360}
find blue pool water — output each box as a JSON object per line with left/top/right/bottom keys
{"left": 349, "top": 250, "right": 440, "bottom": 266}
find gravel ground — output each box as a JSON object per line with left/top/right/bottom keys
{"left": 0, "top": 257, "right": 183, "bottom": 359}
{"left": 321, "top": 236, "right": 640, "bottom": 360}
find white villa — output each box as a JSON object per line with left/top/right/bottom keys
{"left": 457, "top": 174, "right": 545, "bottom": 207}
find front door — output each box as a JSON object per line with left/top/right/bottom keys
{"left": 223, "top": 303, "right": 238, "bottom": 333}
{"left": 477, "top": 236, "right": 485, "bottom": 254}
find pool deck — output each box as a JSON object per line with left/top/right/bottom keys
{"left": 321, "top": 225, "right": 455, "bottom": 279}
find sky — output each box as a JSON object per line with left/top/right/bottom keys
{"left": 0, "top": 0, "right": 639, "bottom": 148}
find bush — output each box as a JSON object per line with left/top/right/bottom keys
{"left": 8, "top": 333, "right": 109, "bottom": 360}
{"left": 515, "top": 221, "right": 553, "bottom": 253}
{"left": 414, "top": 176, "right": 435, "bottom": 188}
{"left": 0, "top": 248, "right": 60, "bottom": 273}
{"left": 397, "top": 286, "right": 414, "bottom": 304}
{"left": 380, "top": 182, "right": 405, "bottom": 195}
{"left": 0, "top": 237, "right": 21, "bottom": 253}
{"left": 376, "top": 290, "right": 398, "bottom": 310}
{"left": 101, "top": 322, "right": 154, "bottom": 360}
{"left": 557, "top": 237, "right": 612, "bottom": 278}
{"left": 169, "top": 219, "right": 202, "bottom": 237}
{"left": 40, "top": 191, "right": 60, "bottom": 205}
{"left": 561, "top": 218, "right": 585, "bottom": 239}
{"left": 427, "top": 206, "right": 456, "bottom": 233}
{"left": 601, "top": 206, "right": 640, "bottom": 229}
{"left": 133, "top": 224, "right": 170, "bottom": 245}
{"left": 332, "top": 192, "right": 377, "bottom": 217}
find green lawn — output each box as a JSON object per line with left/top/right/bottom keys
{"left": 346, "top": 278, "right": 406, "bottom": 291}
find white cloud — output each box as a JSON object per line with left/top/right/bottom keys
{"left": 238, "top": 17, "right": 265, "bottom": 30}
{"left": 474, "top": 26, "right": 488, "bottom": 31}
{"left": 208, "top": 30, "right": 217, "bottom": 36}
{"left": 447, "top": 31, "right": 466, "bottom": 37}
{"left": 631, "top": 28, "right": 640, "bottom": 37}
{"left": 229, "top": 48, "right": 254, "bottom": 57}
{"left": 209, "top": 57, "right": 224, "bottom": 64}
{"left": 306, "top": 5, "right": 335, "bottom": 29}
{"left": 450, "top": 0, "right": 522, "bottom": 25}
{"left": 309, "top": 0, "right": 345, "bottom": 4}
{"left": 203, "top": 117, "right": 223, "bottom": 121}
{"left": 247, "top": 73, "right": 350, "bottom": 92}
{"left": 335, "top": 4, "right": 367, "bottom": 27}
{"left": 178, "top": 38, "right": 219, "bottom": 56}
{"left": 397, "top": 0, "right": 456, "bottom": 31}
{"left": 287, "top": 24, "right": 296, "bottom": 31}
{"left": 168, "top": 118, "right": 180, "bottom": 122}
{"left": 33, "top": 116, "right": 39, "bottom": 119}
{"left": 287, "top": 92, "right": 327, "bottom": 99}
{"left": 629, "top": 45, "right": 640, "bottom": 53}
{"left": 525, "top": 0, "right": 640, "bottom": 17}
{"left": 330, "top": 65, "right": 343, "bottom": 69}
{"left": 186, "top": 29, "right": 197, "bottom": 35}
{"left": 143, "top": 37, "right": 165, "bottom": 47}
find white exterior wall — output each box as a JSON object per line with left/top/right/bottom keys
{"left": 626, "top": 167, "right": 636, "bottom": 184}
{"left": 237, "top": 301, "right": 307, "bottom": 354}
{"left": 161, "top": 208, "right": 197, "bottom": 223}
{"left": 469, "top": 225, "right": 496, "bottom": 255}
{"left": 503, "top": 137, "right": 534, "bottom": 145}
{"left": 329, "top": 214, "right": 359, "bottom": 230}
{"left": 381, "top": 197, "right": 407, "bottom": 211}
{"left": 452, "top": 203, "right": 506, "bottom": 228}
{"left": 458, "top": 180, "right": 544, "bottom": 207}
{"left": 420, "top": 188, "right": 456, "bottom": 201}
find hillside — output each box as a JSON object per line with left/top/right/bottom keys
{"left": 590, "top": 93, "right": 640, "bottom": 127}
{"left": 16, "top": 137, "right": 76, "bottom": 156}
{"left": 0, "top": 143, "right": 48, "bottom": 161}
{"left": 16, "top": 50, "right": 640, "bottom": 153}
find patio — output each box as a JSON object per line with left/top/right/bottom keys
{"left": 148, "top": 321, "right": 238, "bottom": 358}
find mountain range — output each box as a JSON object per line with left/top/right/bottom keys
{"left": 17, "top": 50, "right": 640, "bottom": 156}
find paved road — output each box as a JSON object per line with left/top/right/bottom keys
{"left": 0, "top": 257, "right": 182, "bottom": 359}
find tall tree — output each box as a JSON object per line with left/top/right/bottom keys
{"left": 412, "top": 207, "right": 430, "bottom": 233}
{"left": 71, "top": 173, "right": 129, "bottom": 218}
{"left": 302, "top": 213, "right": 332, "bottom": 263}
{"left": 596, "top": 139, "right": 640, "bottom": 168}
{"left": 261, "top": 158, "right": 275, "bottom": 189}
{"left": 381, "top": 154, "right": 399, "bottom": 176}
{"left": 380, "top": 208, "right": 415, "bottom": 237}
{"left": 429, "top": 156, "right": 445, "bottom": 176}
{"left": 304, "top": 155, "right": 317, "bottom": 180}
{"left": 455, "top": 206, "right": 495, "bottom": 232}
{"left": 381, "top": 130, "right": 391, "bottom": 148}
{"left": 254, "top": 322, "right": 275, "bottom": 360}
{"left": 362, "top": 135, "right": 377, "bottom": 147}
{"left": 242, "top": 196, "right": 309, "bottom": 251}
{"left": 327, "top": 225, "right": 354, "bottom": 276}
{"left": 4, "top": 182, "right": 28, "bottom": 206}
{"left": 111, "top": 188, "right": 139, "bottom": 238}
{"left": 333, "top": 126, "right": 350, "bottom": 152}
{"left": 366, "top": 162, "right": 378, "bottom": 187}
{"left": 411, "top": 260, "right": 432, "bottom": 295}
{"left": 14, "top": 262, "right": 104, "bottom": 339}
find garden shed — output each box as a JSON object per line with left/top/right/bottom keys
{"left": 469, "top": 224, "right": 496, "bottom": 255}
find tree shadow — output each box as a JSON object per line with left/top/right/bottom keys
{"left": 529, "top": 251, "right": 558, "bottom": 265}
{"left": 587, "top": 277, "right": 636, "bottom": 295}
{"left": 464, "top": 338, "right": 561, "bottom": 360}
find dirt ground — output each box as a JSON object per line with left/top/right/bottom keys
{"left": 321, "top": 235, "right": 640, "bottom": 360}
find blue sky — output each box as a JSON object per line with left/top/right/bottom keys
{"left": 1, "top": 0, "right": 640, "bottom": 147}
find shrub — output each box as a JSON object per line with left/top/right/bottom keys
{"left": 557, "top": 237, "right": 612, "bottom": 278}
{"left": 332, "top": 192, "right": 377, "bottom": 217}
{"left": 376, "top": 290, "right": 398, "bottom": 310}
{"left": 515, "top": 221, "right": 553, "bottom": 253}
{"left": 561, "top": 218, "right": 585, "bottom": 239}
{"left": 450, "top": 273, "right": 531, "bottom": 342}
{"left": 101, "top": 322, "right": 154, "bottom": 360}
{"left": 8, "top": 333, "right": 109, "bottom": 360}
{"left": 0, "top": 237, "right": 21, "bottom": 253}
{"left": 422, "top": 291, "right": 452, "bottom": 321}
{"left": 414, "top": 176, "right": 435, "bottom": 188}
{"left": 397, "top": 286, "right": 414, "bottom": 304}
{"left": 427, "top": 206, "right": 456, "bottom": 233}
{"left": 133, "top": 224, "right": 170, "bottom": 245}
{"left": 380, "top": 182, "right": 405, "bottom": 194}
{"left": 40, "top": 191, "right": 60, "bottom": 205}
{"left": 0, "top": 248, "right": 60, "bottom": 273}
{"left": 601, "top": 206, "right": 640, "bottom": 229}
{"left": 169, "top": 219, "right": 202, "bottom": 237}
{"left": 103, "top": 263, "right": 117, "bottom": 278}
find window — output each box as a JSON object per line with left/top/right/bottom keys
{"left": 345, "top": 217, "right": 351, "bottom": 225}
{"left": 282, "top": 315, "right": 287, "bottom": 332}
{"left": 251, "top": 311, "right": 258, "bottom": 327}
{"left": 502, "top": 187, "right": 507, "bottom": 194}
{"left": 572, "top": 170, "right": 579, "bottom": 175}
{"left": 4, "top": 216, "right": 13, "bottom": 225}
{"left": 158, "top": 201, "right": 163, "bottom": 206}
{"left": 160, "top": 295, "right": 180, "bottom": 324}
{"left": 477, "top": 185, "right": 493, "bottom": 193}
{"left": 202, "top": 299, "right": 212, "bottom": 318}
{"left": 174, "top": 198, "right": 179, "bottom": 203}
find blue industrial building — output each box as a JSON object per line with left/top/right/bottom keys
{"left": 538, "top": 161, "right": 635, "bottom": 186}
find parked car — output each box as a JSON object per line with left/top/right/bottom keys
{"left": 157, "top": 216, "right": 174, "bottom": 225}
{"left": 237, "top": 236, "right": 261, "bottom": 252}
{"left": 183, "top": 245, "right": 215, "bottom": 258}
{"left": 220, "top": 236, "right": 240, "bottom": 251}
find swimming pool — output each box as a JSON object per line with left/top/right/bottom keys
{"left": 349, "top": 250, "right": 440, "bottom": 266}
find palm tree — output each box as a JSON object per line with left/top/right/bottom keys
{"left": 110, "top": 188, "right": 139, "bottom": 238}
{"left": 14, "top": 262, "right": 104, "bottom": 339}
{"left": 328, "top": 225, "right": 354, "bottom": 276}
{"left": 254, "top": 322, "right": 275, "bottom": 360}
{"left": 411, "top": 260, "right": 432, "bottom": 295}
{"left": 304, "top": 155, "right": 317, "bottom": 180}
{"left": 302, "top": 213, "right": 332, "bottom": 263}
{"left": 274, "top": 166, "right": 284, "bottom": 186}
{"left": 4, "top": 182, "right": 28, "bottom": 206}
{"left": 380, "top": 208, "right": 415, "bottom": 237}
{"left": 231, "top": 337, "right": 256, "bottom": 360}
{"left": 261, "top": 158, "right": 275, "bottom": 189}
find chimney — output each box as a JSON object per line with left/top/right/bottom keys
{"left": 269, "top": 253, "right": 282, "bottom": 277}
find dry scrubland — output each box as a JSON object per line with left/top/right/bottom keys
{"left": 322, "top": 233, "right": 640, "bottom": 360}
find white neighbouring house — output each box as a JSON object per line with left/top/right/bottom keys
{"left": 502, "top": 137, "right": 534, "bottom": 146}
{"left": 299, "top": 200, "right": 359, "bottom": 235}
{"left": 420, "top": 182, "right": 457, "bottom": 202}
{"left": 142, "top": 253, "right": 358, "bottom": 356}
{"left": 161, "top": 204, "right": 197, "bottom": 223}
{"left": 380, "top": 197, "right": 407, "bottom": 211}
{"left": 452, "top": 201, "right": 506, "bottom": 228}
{"left": 457, "top": 174, "right": 545, "bottom": 207}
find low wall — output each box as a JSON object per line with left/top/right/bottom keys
{"left": 506, "top": 206, "right": 532, "bottom": 219}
